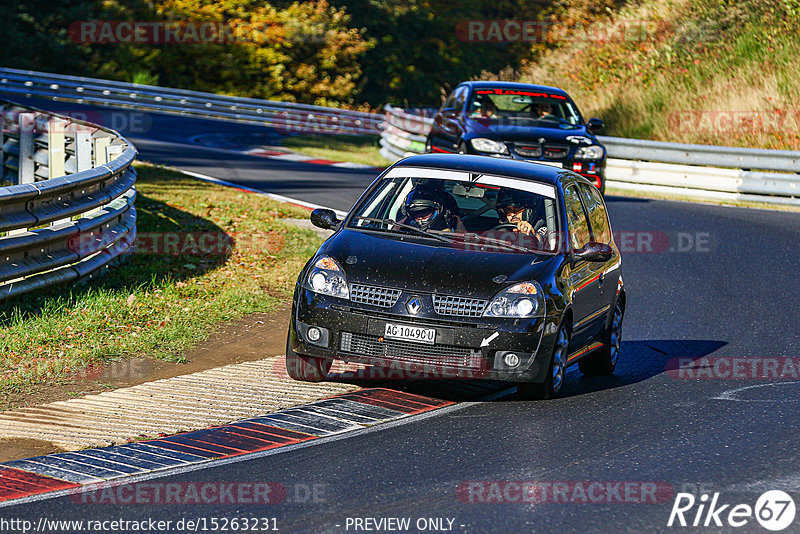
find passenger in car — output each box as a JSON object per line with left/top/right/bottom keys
{"left": 495, "top": 189, "right": 549, "bottom": 245}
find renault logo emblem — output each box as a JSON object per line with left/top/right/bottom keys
{"left": 406, "top": 297, "right": 422, "bottom": 315}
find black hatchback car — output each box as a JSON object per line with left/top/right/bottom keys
{"left": 426, "top": 81, "right": 608, "bottom": 194}
{"left": 287, "top": 154, "right": 624, "bottom": 399}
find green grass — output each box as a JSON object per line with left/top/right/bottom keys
{"left": 0, "top": 164, "right": 324, "bottom": 408}
{"left": 281, "top": 134, "right": 385, "bottom": 167}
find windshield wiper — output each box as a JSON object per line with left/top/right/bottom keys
{"left": 453, "top": 232, "right": 535, "bottom": 253}
{"left": 351, "top": 216, "right": 456, "bottom": 244}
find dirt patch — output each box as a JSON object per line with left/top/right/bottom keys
{"left": 0, "top": 438, "right": 64, "bottom": 462}
{"left": 1, "top": 305, "right": 292, "bottom": 461}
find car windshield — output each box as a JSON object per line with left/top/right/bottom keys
{"left": 347, "top": 172, "right": 560, "bottom": 254}
{"left": 467, "top": 88, "right": 583, "bottom": 129}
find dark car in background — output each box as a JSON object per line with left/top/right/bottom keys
{"left": 286, "top": 153, "right": 625, "bottom": 399}
{"left": 426, "top": 81, "right": 608, "bottom": 193}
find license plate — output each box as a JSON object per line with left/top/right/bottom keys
{"left": 383, "top": 323, "right": 436, "bottom": 345}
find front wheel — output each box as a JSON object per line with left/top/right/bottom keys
{"left": 285, "top": 335, "right": 332, "bottom": 382}
{"left": 579, "top": 299, "right": 623, "bottom": 376}
{"left": 516, "top": 323, "right": 570, "bottom": 400}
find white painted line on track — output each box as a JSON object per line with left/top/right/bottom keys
{"left": 171, "top": 167, "right": 349, "bottom": 218}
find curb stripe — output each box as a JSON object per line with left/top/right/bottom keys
{"left": 0, "top": 468, "right": 78, "bottom": 502}
{"left": 242, "top": 146, "right": 385, "bottom": 171}
{"left": 124, "top": 443, "right": 208, "bottom": 463}
{"left": 56, "top": 453, "right": 142, "bottom": 475}
{"left": 141, "top": 440, "right": 221, "bottom": 459}
{"left": 4, "top": 460, "right": 103, "bottom": 484}
{"left": 0, "top": 388, "right": 456, "bottom": 505}
{"left": 226, "top": 423, "right": 315, "bottom": 442}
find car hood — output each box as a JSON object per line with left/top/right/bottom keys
{"left": 318, "top": 229, "right": 554, "bottom": 297}
{"left": 465, "top": 120, "right": 594, "bottom": 144}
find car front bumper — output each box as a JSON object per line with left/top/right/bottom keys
{"left": 289, "top": 287, "right": 562, "bottom": 383}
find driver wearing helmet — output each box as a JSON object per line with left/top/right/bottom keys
{"left": 495, "top": 189, "right": 548, "bottom": 240}
{"left": 402, "top": 185, "right": 462, "bottom": 232}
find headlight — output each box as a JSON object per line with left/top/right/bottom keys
{"left": 470, "top": 138, "right": 508, "bottom": 155}
{"left": 483, "top": 281, "right": 545, "bottom": 318}
{"left": 303, "top": 255, "right": 349, "bottom": 299}
{"left": 574, "top": 145, "right": 604, "bottom": 160}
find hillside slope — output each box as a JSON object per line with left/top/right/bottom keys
{"left": 501, "top": 0, "right": 800, "bottom": 150}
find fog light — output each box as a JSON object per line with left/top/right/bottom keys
{"left": 307, "top": 327, "right": 321, "bottom": 342}
{"left": 503, "top": 352, "right": 520, "bottom": 367}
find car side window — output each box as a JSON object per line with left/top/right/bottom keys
{"left": 442, "top": 91, "right": 457, "bottom": 111}
{"left": 452, "top": 87, "right": 468, "bottom": 115}
{"left": 578, "top": 183, "right": 612, "bottom": 244}
{"left": 564, "top": 185, "right": 591, "bottom": 251}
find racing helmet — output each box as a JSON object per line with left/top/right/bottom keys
{"left": 404, "top": 186, "right": 450, "bottom": 231}
{"left": 496, "top": 188, "right": 532, "bottom": 212}
{"left": 496, "top": 188, "right": 543, "bottom": 224}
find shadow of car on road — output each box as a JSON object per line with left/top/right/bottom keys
{"left": 323, "top": 339, "right": 728, "bottom": 403}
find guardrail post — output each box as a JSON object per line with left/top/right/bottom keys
{"left": 48, "top": 118, "right": 67, "bottom": 178}
{"left": 94, "top": 137, "right": 110, "bottom": 166}
{"left": 18, "top": 113, "right": 36, "bottom": 184}
{"left": 74, "top": 131, "right": 92, "bottom": 172}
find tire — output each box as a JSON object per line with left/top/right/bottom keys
{"left": 579, "top": 299, "right": 623, "bottom": 376}
{"left": 285, "top": 335, "right": 332, "bottom": 382}
{"left": 516, "top": 323, "right": 570, "bottom": 400}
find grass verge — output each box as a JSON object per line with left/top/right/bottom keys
{"left": 496, "top": 0, "right": 800, "bottom": 150}
{"left": 0, "top": 164, "right": 323, "bottom": 409}
{"left": 280, "top": 134, "right": 385, "bottom": 167}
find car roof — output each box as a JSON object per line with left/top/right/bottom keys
{"left": 392, "top": 153, "right": 572, "bottom": 187}
{"left": 457, "top": 80, "right": 569, "bottom": 97}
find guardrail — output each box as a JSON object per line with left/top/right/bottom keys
{"left": 0, "top": 67, "right": 383, "bottom": 135}
{"left": 381, "top": 104, "right": 800, "bottom": 206}
{"left": 0, "top": 99, "right": 137, "bottom": 301}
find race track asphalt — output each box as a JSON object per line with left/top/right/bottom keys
{"left": 5, "top": 99, "right": 800, "bottom": 533}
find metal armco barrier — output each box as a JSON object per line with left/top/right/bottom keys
{"left": 381, "top": 104, "right": 800, "bottom": 206}
{"left": 0, "top": 99, "right": 137, "bottom": 301}
{"left": 0, "top": 67, "right": 383, "bottom": 135}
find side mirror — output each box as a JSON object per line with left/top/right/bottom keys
{"left": 442, "top": 108, "right": 458, "bottom": 120}
{"left": 587, "top": 117, "right": 604, "bottom": 132}
{"left": 575, "top": 241, "right": 613, "bottom": 262}
{"left": 310, "top": 208, "right": 340, "bottom": 230}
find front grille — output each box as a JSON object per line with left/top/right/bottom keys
{"left": 432, "top": 294, "right": 487, "bottom": 317}
{"left": 514, "top": 143, "right": 542, "bottom": 158}
{"left": 349, "top": 284, "right": 402, "bottom": 308}
{"left": 340, "top": 332, "right": 484, "bottom": 369}
{"left": 543, "top": 144, "right": 569, "bottom": 159}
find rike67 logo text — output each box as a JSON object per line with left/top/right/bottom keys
{"left": 668, "top": 490, "right": 796, "bottom": 531}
